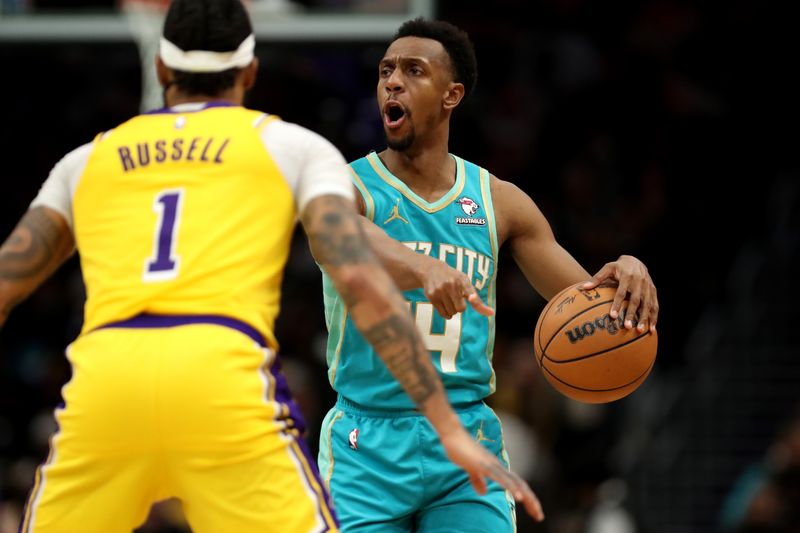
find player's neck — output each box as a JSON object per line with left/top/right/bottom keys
{"left": 164, "top": 87, "right": 245, "bottom": 108}
{"left": 380, "top": 145, "right": 456, "bottom": 200}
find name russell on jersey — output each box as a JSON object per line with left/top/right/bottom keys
{"left": 117, "top": 137, "right": 231, "bottom": 171}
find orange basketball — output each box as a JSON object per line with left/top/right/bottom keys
{"left": 533, "top": 282, "right": 657, "bottom": 403}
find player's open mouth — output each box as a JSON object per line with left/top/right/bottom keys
{"left": 383, "top": 101, "right": 407, "bottom": 129}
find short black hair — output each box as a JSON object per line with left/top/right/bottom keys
{"left": 392, "top": 17, "right": 478, "bottom": 99}
{"left": 161, "top": 0, "right": 253, "bottom": 96}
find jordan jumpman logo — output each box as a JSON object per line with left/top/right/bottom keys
{"left": 475, "top": 421, "right": 496, "bottom": 444}
{"left": 383, "top": 198, "right": 409, "bottom": 225}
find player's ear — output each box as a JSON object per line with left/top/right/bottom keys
{"left": 242, "top": 58, "right": 259, "bottom": 91}
{"left": 155, "top": 55, "right": 171, "bottom": 88}
{"left": 443, "top": 82, "right": 464, "bottom": 111}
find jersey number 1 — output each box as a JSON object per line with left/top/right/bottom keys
{"left": 144, "top": 189, "right": 183, "bottom": 282}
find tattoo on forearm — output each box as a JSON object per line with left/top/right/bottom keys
{"left": 304, "top": 196, "right": 438, "bottom": 404}
{"left": 0, "top": 208, "right": 72, "bottom": 282}
{"left": 362, "top": 315, "right": 439, "bottom": 405}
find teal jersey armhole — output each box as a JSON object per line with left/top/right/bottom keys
{"left": 478, "top": 165, "right": 499, "bottom": 393}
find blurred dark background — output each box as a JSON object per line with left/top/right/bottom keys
{"left": 1, "top": 1, "right": 798, "bottom": 532}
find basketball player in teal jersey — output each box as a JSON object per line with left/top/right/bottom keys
{"left": 318, "top": 17, "right": 659, "bottom": 532}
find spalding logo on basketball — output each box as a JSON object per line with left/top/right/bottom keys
{"left": 533, "top": 283, "right": 657, "bottom": 403}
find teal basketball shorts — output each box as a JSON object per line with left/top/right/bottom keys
{"left": 318, "top": 397, "right": 517, "bottom": 533}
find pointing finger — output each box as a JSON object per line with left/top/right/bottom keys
{"left": 467, "top": 293, "right": 495, "bottom": 317}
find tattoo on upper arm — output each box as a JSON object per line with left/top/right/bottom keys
{"left": 304, "top": 196, "right": 375, "bottom": 267}
{"left": 0, "top": 208, "right": 73, "bottom": 282}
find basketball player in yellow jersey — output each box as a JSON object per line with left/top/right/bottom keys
{"left": 0, "top": 1, "right": 543, "bottom": 532}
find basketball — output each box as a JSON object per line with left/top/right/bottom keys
{"left": 534, "top": 282, "right": 657, "bottom": 403}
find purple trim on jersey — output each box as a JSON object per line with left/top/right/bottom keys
{"left": 145, "top": 101, "right": 239, "bottom": 115}
{"left": 97, "top": 313, "right": 266, "bottom": 347}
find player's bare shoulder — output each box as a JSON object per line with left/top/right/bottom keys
{"left": 488, "top": 173, "right": 549, "bottom": 245}
{"left": 489, "top": 173, "right": 532, "bottom": 207}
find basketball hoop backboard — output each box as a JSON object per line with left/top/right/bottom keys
{"left": 0, "top": 0, "right": 436, "bottom": 42}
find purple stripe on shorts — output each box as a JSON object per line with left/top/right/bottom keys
{"left": 266, "top": 356, "right": 337, "bottom": 528}
{"left": 97, "top": 313, "right": 266, "bottom": 348}
{"left": 268, "top": 355, "right": 308, "bottom": 434}
{"left": 288, "top": 433, "right": 339, "bottom": 531}
{"left": 18, "top": 401, "right": 66, "bottom": 533}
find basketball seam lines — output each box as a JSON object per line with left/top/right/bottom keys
{"left": 543, "top": 330, "right": 652, "bottom": 364}
{"left": 541, "top": 359, "right": 655, "bottom": 393}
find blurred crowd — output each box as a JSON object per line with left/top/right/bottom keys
{"left": 720, "top": 409, "right": 800, "bottom": 533}
{"left": 1, "top": 1, "right": 796, "bottom": 532}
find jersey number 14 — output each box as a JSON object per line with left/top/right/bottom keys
{"left": 413, "top": 302, "right": 462, "bottom": 373}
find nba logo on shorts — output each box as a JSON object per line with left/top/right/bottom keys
{"left": 349, "top": 428, "right": 359, "bottom": 450}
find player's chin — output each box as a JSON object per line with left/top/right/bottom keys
{"left": 385, "top": 130, "right": 414, "bottom": 151}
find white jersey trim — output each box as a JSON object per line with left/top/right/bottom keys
{"left": 258, "top": 119, "right": 354, "bottom": 215}
{"left": 29, "top": 142, "right": 92, "bottom": 229}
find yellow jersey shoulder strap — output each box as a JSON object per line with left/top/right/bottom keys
{"left": 253, "top": 113, "right": 281, "bottom": 133}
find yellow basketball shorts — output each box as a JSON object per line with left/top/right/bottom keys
{"left": 19, "top": 316, "right": 338, "bottom": 533}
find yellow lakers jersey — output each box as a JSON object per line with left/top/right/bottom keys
{"left": 72, "top": 104, "right": 293, "bottom": 349}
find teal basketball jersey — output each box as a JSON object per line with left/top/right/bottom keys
{"left": 322, "top": 151, "right": 499, "bottom": 409}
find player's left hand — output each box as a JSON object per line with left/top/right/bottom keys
{"left": 582, "top": 255, "right": 658, "bottom": 332}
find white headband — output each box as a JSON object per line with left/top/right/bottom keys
{"left": 159, "top": 34, "right": 255, "bottom": 73}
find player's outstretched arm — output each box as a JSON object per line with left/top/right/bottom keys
{"left": 494, "top": 177, "right": 590, "bottom": 300}
{"left": 496, "top": 176, "right": 658, "bottom": 331}
{"left": 0, "top": 207, "right": 74, "bottom": 328}
{"left": 357, "top": 216, "right": 493, "bottom": 319}
{"left": 302, "top": 194, "right": 543, "bottom": 522}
